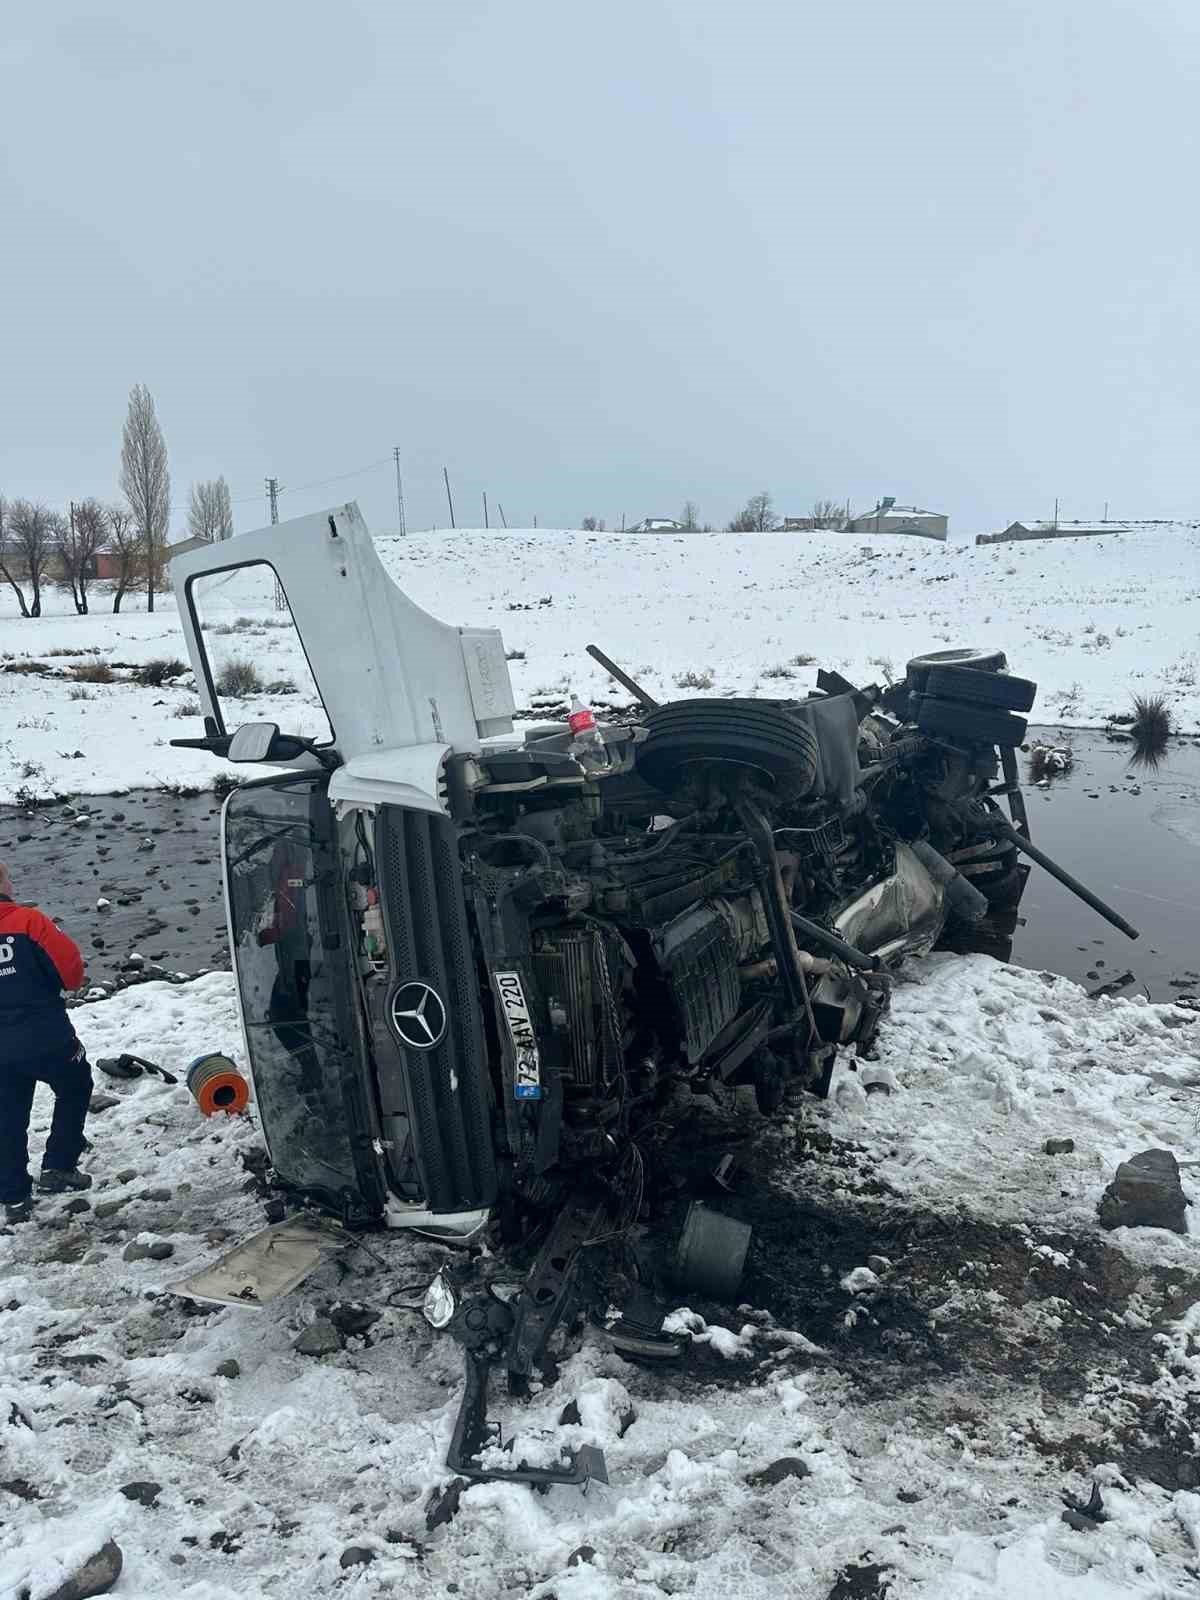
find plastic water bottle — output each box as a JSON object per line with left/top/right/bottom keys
{"left": 568, "top": 695, "right": 612, "bottom": 774}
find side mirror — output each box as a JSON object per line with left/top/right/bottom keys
{"left": 228, "top": 722, "right": 280, "bottom": 763}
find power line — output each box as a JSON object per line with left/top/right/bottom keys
{"left": 282, "top": 455, "right": 393, "bottom": 498}
{"left": 168, "top": 453, "right": 392, "bottom": 514}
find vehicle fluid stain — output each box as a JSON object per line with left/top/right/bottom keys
{"left": 0, "top": 790, "right": 230, "bottom": 987}
{"left": 980, "top": 727, "right": 1200, "bottom": 1001}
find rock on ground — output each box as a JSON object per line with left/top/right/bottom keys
{"left": 1098, "top": 1147, "right": 1189, "bottom": 1234}
{"left": 41, "top": 1540, "right": 123, "bottom": 1600}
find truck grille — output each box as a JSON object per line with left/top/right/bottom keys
{"left": 377, "top": 807, "right": 497, "bottom": 1212}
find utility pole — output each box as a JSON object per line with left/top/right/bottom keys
{"left": 393, "top": 447, "right": 406, "bottom": 536}
{"left": 482, "top": 491, "right": 489, "bottom": 529}
{"left": 266, "top": 477, "right": 285, "bottom": 608}
{"left": 497, "top": 503, "right": 508, "bottom": 528}
{"left": 443, "top": 466, "right": 456, "bottom": 529}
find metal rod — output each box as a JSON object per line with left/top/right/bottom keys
{"left": 736, "top": 796, "right": 819, "bottom": 1039}
{"left": 1000, "top": 746, "right": 1030, "bottom": 838}
{"left": 585, "top": 644, "right": 660, "bottom": 710}
{"left": 979, "top": 809, "right": 1139, "bottom": 940}
{"left": 789, "top": 910, "right": 880, "bottom": 972}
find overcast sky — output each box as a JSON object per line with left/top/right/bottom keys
{"left": 3, "top": 1, "right": 1197, "bottom": 536}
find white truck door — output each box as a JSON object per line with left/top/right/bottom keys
{"left": 171, "top": 501, "right": 515, "bottom": 763}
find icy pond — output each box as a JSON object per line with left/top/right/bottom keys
{"left": 0, "top": 727, "right": 1197, "bottom": 998}
{"left": 992, "top": 725, "right": 1200, "bottom": 1002}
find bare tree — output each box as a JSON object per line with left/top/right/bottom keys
{"left": 7, "top": 499, "right": 56, "bottom": 616}
{"left": 188, "top": 475, "right": 234, "bottom": 541}
{"left": 810, "top": 499, "right": 846, "bottom": 530}
{"left": 0, "top": 494, "right": 31, "bottom": 618}
{"left": 120, "top": 383, "right": 171, "bottom": 612}
{"left": 581, "top": 516, "right": 599, "bottom": 532}
{"left": 726, "top": 492, "right": 777, "bottom": 533}
{"left": 105, "top": 504, "right": 143, "bottom": 615}
{"left": 679, "top": 500, "right": 701, "bottom": 531}
{"left": 60, "top": 498, "right": 108, "bottom": 614}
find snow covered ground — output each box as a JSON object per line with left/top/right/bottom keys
{"left": 3, "top": 515, "right": 1199, "bottom": 1596}
{"left": 2, "top": 519, "right": 1198, "bottom": 803}
{"left": 1, "top": 960, "right": 1198, "bottom": 1598}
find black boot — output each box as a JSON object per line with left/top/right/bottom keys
{"left": 4, "top": 1198, "right": 34, "bottom": 1224}
{"left": 38, "top": 1168, "right": 93, "bottom": 1194}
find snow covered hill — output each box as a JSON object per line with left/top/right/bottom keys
{"left": 1, "top": 521, "right": 1197, "bottom": 802}
{"left": 1, "top": 960, "right": 1198, "bottom": 1597}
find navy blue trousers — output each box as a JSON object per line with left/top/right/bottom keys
{"left": 0, "top": 1046, "right": 92, "bottom": 1203}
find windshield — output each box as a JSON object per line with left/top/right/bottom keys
{"left": 224, "top": 775, "right": 367, "bottom": 1207}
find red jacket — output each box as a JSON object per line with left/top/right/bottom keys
{"left": 0, "top": 898, "right": 85, "bottom": 1064}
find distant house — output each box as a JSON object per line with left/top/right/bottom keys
{"left": 627, "top": 517, "right": 685, "bottom": 533}
{"left": 847, "top": 503, "right": 948, "bottom": 540}
{"left": 975, "top": 520, "right": 1127, "bottom": 546}
{"left": 1, "top": 534, "right": 112, "bottom": 582}
{"left": 165, "top": 533, "right": 215, "bottom": 561}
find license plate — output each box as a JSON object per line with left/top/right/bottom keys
{"left": 493, "top": 970, "right": 541, "bottom": 1100}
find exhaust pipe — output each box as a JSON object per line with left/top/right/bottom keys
{"left": 908, "top": 839, "right": 989, "bottom": 924}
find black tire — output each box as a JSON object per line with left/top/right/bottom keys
{"left": 914, "top": 695, "right": 1028, "bottom": 748}
{"left": 924, "top": 664, "right": 1037, "bottom": 713}
{"left": 906, "top": 647, "right": 1007, "bottom": 693}
{"left": 638, "top": 698, "right": 820, "bottom": 797}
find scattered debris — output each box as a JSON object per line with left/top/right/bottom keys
{"left": 1088, "top": 970, "right": 1136, "bottom": 1000}
{"left": 326, "top": 1301, "right": 381, "bottom": 1339}
{"left": 1043, "top": 1137, "right": 1076, "bottom": 1156}
{"left": 1060, "top": 1480, "right": 1108, "bottom": 1530}
{"left": 1029, "top": 742, "right": 1074, "bottom": 781}
{"left": 425, "top": 1478, "right": 469, "bottom": 1532}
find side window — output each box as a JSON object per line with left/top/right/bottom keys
{"left": 188, "top": 562, "right": 334, "bottom": 745}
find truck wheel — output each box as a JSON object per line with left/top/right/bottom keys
{"left": 639, "top": 699, "right": 820, "bottom": 797}
{"left": 924, "top": 664, "right": 1037, "bottom": 713}
{"left": 906, "top": 647, "right": 1007, "bottom": 693}
{"left": 914, "top": 696, "right": 1028, "bottom": 748}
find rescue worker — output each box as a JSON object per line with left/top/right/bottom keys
{"left": 0, "top": 863, "right": 91, "bottom": 1222}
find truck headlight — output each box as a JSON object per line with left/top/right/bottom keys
{"left": 422, "top": 1269, "right": 457, "bottom": 1330}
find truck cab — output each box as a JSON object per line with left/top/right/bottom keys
{"left": 173, "top": 503, "right": 516, "bottom": 1239}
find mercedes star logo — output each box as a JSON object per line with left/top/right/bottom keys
{"left": 390, "top": 981, "right": 447, "bottom": 1051}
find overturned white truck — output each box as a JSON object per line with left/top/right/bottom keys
{"left": 168, "top": 503, "right": 1136, "bottom": 1485}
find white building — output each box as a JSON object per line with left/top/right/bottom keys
{"left": 847, "top": 503, "right": 948, "bottom": 540}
